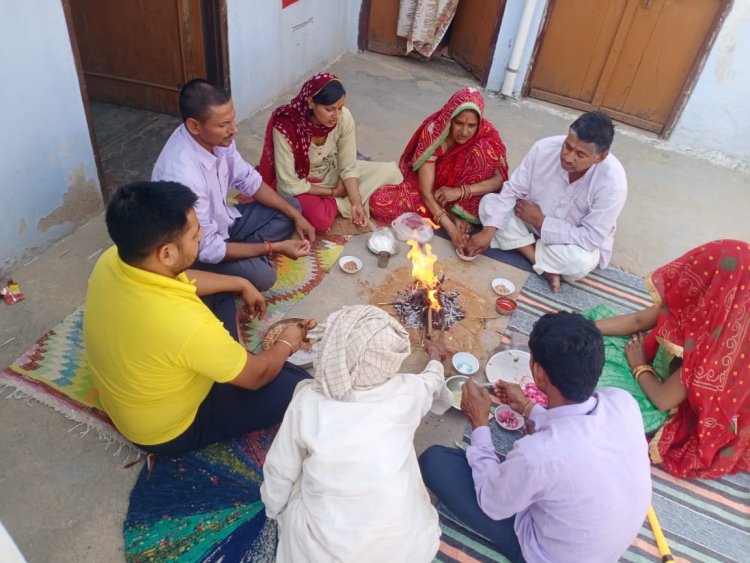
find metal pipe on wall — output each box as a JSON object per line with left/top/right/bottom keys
{"left": 500, "top": 0, "right": 539, "bottom": 98}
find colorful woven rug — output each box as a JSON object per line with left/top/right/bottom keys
{"left": 0, "top": 238, "right": 346, "bottom": 446}
{"left": 123, "top": 427, "right": 279, "bottom": 562}
{"left": 436, "top": 266, "right": 750, "bottom": 563}
{"left": 239, "top": 236, "right": 346, "bottom": 350}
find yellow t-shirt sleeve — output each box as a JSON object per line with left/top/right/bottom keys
{"left": 179, "top": 316, "right": 248, "bottom": 384}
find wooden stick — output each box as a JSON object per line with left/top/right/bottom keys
{"left": 426, "top": 306, "right": 433, "bottom": 340}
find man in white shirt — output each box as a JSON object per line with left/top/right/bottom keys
{"left": 261, "top": 305, "right": 453, "bottom": 562}
{"left": 152, "top": 79, "right": 316, "bottom": 291}
{"left": 465, "top": 112, "right": 627, "bottom": 292}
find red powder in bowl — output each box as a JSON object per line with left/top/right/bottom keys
{"left": 495, "top": 297, "right": 517, "bottom": 314}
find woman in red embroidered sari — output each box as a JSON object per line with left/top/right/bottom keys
{"left": 259, "top": 72, "right": 402, "bottom": 232}
{"left": 597, "top": 240, "right": 750, "bottom": 479}
{"left": 369, "top": 87, "right": 508, "bottom": 250}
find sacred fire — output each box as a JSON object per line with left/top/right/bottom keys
{"left": 392, "top": 240, "right": 465, "bottom": 339}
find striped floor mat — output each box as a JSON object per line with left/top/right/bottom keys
{"left": 436, "top": 267, "right": 750, "bottom": 563}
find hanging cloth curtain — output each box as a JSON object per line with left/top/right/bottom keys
{"left": 397, "top": 0, "right": 460, "bottom": 58}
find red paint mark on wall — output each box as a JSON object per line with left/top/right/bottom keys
{"left": 282, "top": 0, "right": 300, "bottom": 8}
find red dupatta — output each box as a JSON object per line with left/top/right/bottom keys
{"left": 398, "top": 87, "right": 508, "bottom": 180}
{"left": 258, "top": 72, "right": 339, "bottom": 188}
{"left": 644, "top": 239, "right": 750, "bottom": 478}
{"left": 400, "top": 87, "right": 508, "bottom": 222}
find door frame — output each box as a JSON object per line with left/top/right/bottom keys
{"left": 60, "top": 0, "right": 230, "bottom": 200}
{"left": 357, "top": 0, "right": 504, "bottom": 86}
{"left": 521, "top": 0, "right": 734, "bottom": 138}
{"left": 60, "top": 0, "right": 105, "bottom": 195}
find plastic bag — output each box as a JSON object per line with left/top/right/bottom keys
{"left": 391, "top": 212, "right": 434, "bottom": 243}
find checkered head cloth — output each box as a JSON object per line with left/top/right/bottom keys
{"left": 312, "top": 305, "right": 411, "bottom": 400}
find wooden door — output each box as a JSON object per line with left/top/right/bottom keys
{"left": 449, "top": 0, "right": 506, "bottom": 83}
{"left": 68, "top": 0, "right": 207, "bottom": 115}
{"left": 366, "top": 0, "right": 406, "bottom": 56}
{"left": 528, "top": 0, "right": 727, "bottom": 134}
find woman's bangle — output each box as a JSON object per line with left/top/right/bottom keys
{"left": 265, "top": 241, "right": 273, "bottom": 256}
{"left": 632, "top": 364, "right": 656, "bottom": 383}
{"left": 466, "top": 184, "right": 473, "bottom": 199}
{"left": 459, "top": 185, "right": 466, "bottom": 200}
{"left": 433, "top": 209, "right": 448, "bottom": 224}
{"left": 276, "top": 339, "right": 296, "bottom": 355}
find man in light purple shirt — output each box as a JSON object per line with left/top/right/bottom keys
{"left": 419, "top": 312, "right": 651, "bottom": 562}
{"left": 153, "top": 79, "right": 316, "bottom": 291}
{"left": 465, "top": 112, "right": 627, "bottom": 293}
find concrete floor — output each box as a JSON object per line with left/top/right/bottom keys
{"left": 1, "top": 51, "right": 749, "bottom": 562}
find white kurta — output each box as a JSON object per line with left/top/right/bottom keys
{"left": 479, "top": 135, "right": 627, "bottom": 269}
{"left": 260, "top": 360, "right": 452, "bottom": 563}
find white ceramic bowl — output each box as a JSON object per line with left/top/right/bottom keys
{"left": 452, "top": 352, "right": 479, "bottom": 375}
{"left": 445, "top": 375, "right": 468, "bottom": 410}
{"left": 485, "top": 349, "right": 532, "bottom": 385}
{"left": 491, "top": 277, "right": 516, "bottom": 296}
{"left": 455, "top": 247, "right": 478, "bottom": 261}
{"left": 494, "top": 404, "right": 524, "bottom": 431}
{"left": 338, "top": 255, "right": 362, "bottom": 274}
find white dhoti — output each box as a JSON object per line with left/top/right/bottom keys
{"left": 491, "top": 216, "right": 600, "bottom": 282}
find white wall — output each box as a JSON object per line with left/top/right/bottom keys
{"left": 227, "top": 0, "right": 363, "bottom": 122}
{"left": 0, "top": 1, "right": 101, "bottom": 274}
{"left": 667, "top": 1, "right": 750, "bottom": 168}
{"left": 486, "top": 0, "right": 750, "bottom": 168}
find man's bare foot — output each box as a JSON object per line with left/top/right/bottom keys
{"left": 541, "top": 272, "right": 561, "bottom": 293}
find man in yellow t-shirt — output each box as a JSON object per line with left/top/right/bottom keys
{"left": 84, "top": 181, "right": 313, "bottom": 455}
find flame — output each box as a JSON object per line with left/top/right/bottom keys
{"left": 406, "top": 240, "right": 442, "bottom": 312}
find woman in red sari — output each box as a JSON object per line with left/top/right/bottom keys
{"left": 369, "top": 87, "right": 508, "bottom": 250}
{"left": 597, "top": 240, "right": 750, "bottom": 479}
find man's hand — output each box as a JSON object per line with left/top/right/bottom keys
{"left": 461, "top": 378, "right": 492, "bottom": 429}
{"left": 434, "top": 187, "right": 461, "bottom": 207}
{"left": 239, "top": 281, "right": 266, "bottom": 320}
{"left": 350, "top": 200, "right": 367, "bottom": 228}
{"left": 464, "top": 228, "right": 495, "bottom": 257}
{"left": 274, "top": 239, "right": 312, "bottom": 259}
{"left": 425, "top": 340, "right": 452, "bottom": 362}
{"left": 494, "top": 380, "right": 528, "bottom": 414}
{"left": 293, "top": 215, "right": 316, "bottom": 243}
{"left": 514, "top": 200, "right": 544, "bottom": 229}
{"left": 277, "top": 319, "right": 317, "bottom": 353}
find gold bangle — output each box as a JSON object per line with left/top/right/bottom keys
{"left": 466, "top": 184, "right": 473, "bottom": 199}
{"left": 459, "top": 185, "right": 466, "bottom": 200}
{"left": 276, "top": 339, "right": 295, "bottom": 355}
{"left": 632, "top": 365, "right": 656, "bottom": 383}
{"left": 433, "top": 210, "right": 447, "bottom": 223}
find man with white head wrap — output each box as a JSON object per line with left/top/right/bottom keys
{"left": 261, "top": 305, "right": 453, "bottom": 562}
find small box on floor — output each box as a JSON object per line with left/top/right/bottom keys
{"left": 2, "top": 279, "right": 25, "bottom": 305}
